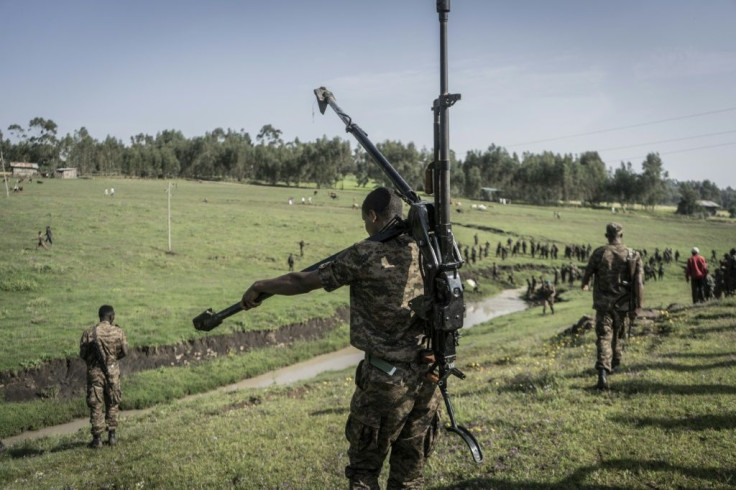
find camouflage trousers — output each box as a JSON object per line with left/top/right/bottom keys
{"left": 86, "top": 364, "right": 122, "bottom": 436}
{"left": 345, "top": 358, "right": 442, "bottom": 490}
{"left": 594, "top": 309, "right": 626, "bottom": 374}
{"left": 543, "top": 297, "right": 555, "bottom": 314}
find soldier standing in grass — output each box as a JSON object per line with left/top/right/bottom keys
{"left": 540, "top": 280, "right": 556, "bottom": 315}
{"left": 581, "top": 223, "right": 643, "bottom": 390}
{"left": 242, "top": 187, "right": 441, "bottom": 489}
{"left": 79, "top": 305, "right": 128, "bottom": 449}
{"left": 287, "top": 253, "right": 295, "bottom": 272}
{"left": 36, "top": 231, "right": 49, "bottom": 250}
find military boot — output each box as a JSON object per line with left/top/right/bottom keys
{"left": 596, "top": 369, "right": 608, "bottom": 390}
{"left": 108, "top": 430, "right": 117, "bottom": 446}
{"left": 612, "top": 358, "right": 620, "bottom": 373}
{"left": 88, "top": 434, "right": 102, "bottom": 449}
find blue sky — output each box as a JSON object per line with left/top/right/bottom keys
{"left": 2, "top": 0, "right": 735, "bottom": 187}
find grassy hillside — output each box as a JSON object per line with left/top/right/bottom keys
{"left": 2, "top": 178, "right": 731, "bottom": 369}
{"left": 1, "top": 293, "right": 734, "bottom": 488}
{"left": 1, "top": 177, "right": 733, "bottom": 444}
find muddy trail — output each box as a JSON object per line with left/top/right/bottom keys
{"left": 0, "top": 308, "right": 349, "bottom": 403}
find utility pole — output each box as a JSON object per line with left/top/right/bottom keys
{"left": 0, "top": 147, "right": 9, "bottom": 198}
{"left": 166, "top": 182, "right": 173, "bottom": 252}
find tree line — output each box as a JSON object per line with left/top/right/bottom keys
{"left": 2, "top": 117, "right": 734, "bottom": 216}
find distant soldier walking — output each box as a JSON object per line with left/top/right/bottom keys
{"left": 540, "top": 280, "right": 556, "bottom": 315}
{"left": 36, "top": 231, "right": 49, "bottom": 250}
{"left": 581, "top": 223, "right": 643, "bottom": 390}
{"left": 79, "top": 305, "right": 128, "bottom": 449}
{"left": 685, "top": 247, "right": 708, "bottom": 304}
{"left": 45, "top": 226, "right": 53, "bottom": 245}
{"left": 288, "top": 253, "right": 295, "bottom": 272}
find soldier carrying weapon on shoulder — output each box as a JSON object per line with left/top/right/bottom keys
{"left": 242, "top": 188, "right": 441, "bottom": 489}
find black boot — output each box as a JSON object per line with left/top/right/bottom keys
{"left": 612, "top": 358, "right": 620, "bottom": 373}
{"left": 596, "top": 369, "right": 608, "bottom": 390}
{"left": 108, "top": 430, "right": 117, "bottom": 446}
{"left": 88, "top": 434, "right": 102, "bottom": 449}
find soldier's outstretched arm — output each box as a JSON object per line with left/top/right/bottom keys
{"left": 242, "top": 270, "right": 323, "bottom": 309}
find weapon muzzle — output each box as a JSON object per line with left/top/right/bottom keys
{"left": 313, "top": 87, "right": 332, "bottom": 115}
{"left": 192, "top": 309, "right": 223, "bottom": 331}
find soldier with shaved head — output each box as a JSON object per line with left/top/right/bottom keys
{"left": 242, "top": 187, "right": 440, "bottom": 489}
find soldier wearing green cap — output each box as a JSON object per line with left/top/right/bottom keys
{"left": 581, "top": 222, "right": 643, "bottom": 389}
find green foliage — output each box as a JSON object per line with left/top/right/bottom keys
{"left": 3, "top": 117, "right": 733, "bottom": 207}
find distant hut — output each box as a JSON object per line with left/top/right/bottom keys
{"left": 480, "top": 187, "right": 500, "bottom": 202}
{"left": 56, "top": 167, "right": 78, "bottom": 179}
{"left": 696, "top": 200, "right": 720, "bottom": 216}
{"left": 10, "top": 162, "right": 39, "bottom": 178}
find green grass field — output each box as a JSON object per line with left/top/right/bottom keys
{"left": 2, "top": 178, "right": 730, "bottom": 370}
{"left": 2, "top": 285, "right": 734, "bottom": 487}
{"left": 1, "top": 178, "right": 735, "bottom": 488}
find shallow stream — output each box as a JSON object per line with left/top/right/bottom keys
{"left": 4, "top": 288, "right": 527, "bottom": 446}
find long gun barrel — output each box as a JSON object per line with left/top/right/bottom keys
{"left": 311, "top": 1, "right": 481, "bottom": 464}
{"left": 192, "top": 223, "right": 406, "bottom": 331}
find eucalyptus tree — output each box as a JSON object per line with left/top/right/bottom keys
{"left": 640, "top": 152, "right": 667, "bottom": 208}
{"left": 578, "top": 151, "right": 609, "bottom": 205}
{"left": 27, "top": 117, "right": 60, "bottom": 170}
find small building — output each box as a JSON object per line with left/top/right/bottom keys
{"left": 10, "top": 162, "right": 39, "bottom": 177}
{"left": 696, "top": 200, "right": 720, "bottom": 216}
{"left": 480, "top": 187, "right": 500, "bottom": 202}
{"left": 56, "top": 167, "right": 78, "bottom": 179}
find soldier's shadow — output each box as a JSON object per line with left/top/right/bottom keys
{"left": 5, "top": 440, "right": 87, "bottom": 459}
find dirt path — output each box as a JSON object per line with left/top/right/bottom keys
{"left": 3, "top": 289, "right": 528, "bottom": 447}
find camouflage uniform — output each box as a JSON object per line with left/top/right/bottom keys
{"left": 581, "top": 224, "right": 643, "bottom": 375}
{"left": 540, "top": 282, "right": 555, "bottom": 314}
{"left": 319, "top": 235, "right": 441, "bottom": 490}
{"left": 79, "top": 321, "right": 128, "bottom": 437}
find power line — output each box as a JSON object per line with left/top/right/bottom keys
{"left": 598, "top": 129, "right": 736, "bottom": 152}
{"left": 603, "top": 141, "right": 736, "bottom": 165}
{"left": 507, "top": 106, "right": 736, "bottom": 147}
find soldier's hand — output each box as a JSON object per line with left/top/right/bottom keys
{"left": 581, "top": 284, "right": 589, "bottom": 292}
{"left": 242, "top": 284, "right": 263, "bottom": 310}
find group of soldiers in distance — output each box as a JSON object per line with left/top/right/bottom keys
{"left": 454, "top": 230, "right": 736, "bottom": 309}
{"left": 698, "top": 248, "right": 736, "bottom": 300}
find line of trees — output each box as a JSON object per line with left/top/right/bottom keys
{"left": 2, "top": 117, "right": 734, "bottom": 216}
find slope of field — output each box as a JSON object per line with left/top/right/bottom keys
{"left": 1, "top": 293, "right": 734, "bottom": 488}
{"left": 1, "top": 177, "right": 733, "bottom": 444}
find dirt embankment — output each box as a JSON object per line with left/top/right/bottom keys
{"left": 0, "top": 308, "right": 349, "bottom": 403}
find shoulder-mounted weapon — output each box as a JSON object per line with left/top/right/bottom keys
{"left": 192, "top": 0, "right": 482, "bottom": 464}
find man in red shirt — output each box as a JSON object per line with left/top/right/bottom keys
{"left": 685, "top": 247, "right": 708, "bottom": 303}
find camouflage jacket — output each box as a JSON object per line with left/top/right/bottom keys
{"left": 318, "top": 234, "right": 425, "bottom": 362}
{"left": 582, "top": 242, "right": 643, "bottom": 312}
{"left": 540, "top": 284, "right": 555, "bottom": 299}
{"left": 79, "top": 321, "right": 128, "bottom": 370}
